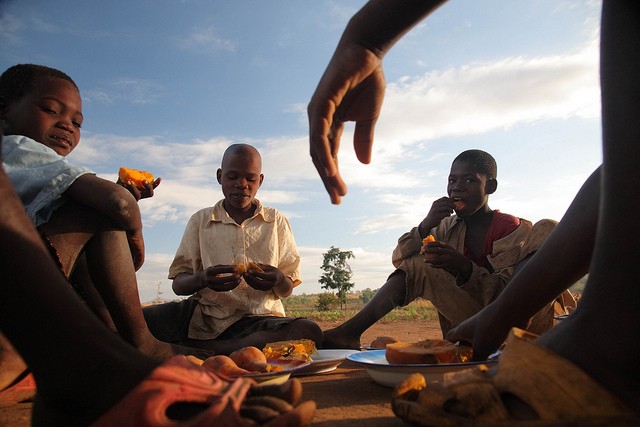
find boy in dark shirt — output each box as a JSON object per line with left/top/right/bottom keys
{"left": 324, "top": 150, "right": 553, "bottom": 348}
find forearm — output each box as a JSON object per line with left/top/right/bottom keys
{"left": 172, "top": 272, "right": 204, "bottom": 295}
{"left": 488, "top": 167, "right": 600, "bottom": 325}
{"left": 273, "top": 276, "right": 294, "bottom": 298}
{"left": 66, "top": 174, "right": 143, "bottom": 233}
{"left": 392, "top": 227, "right": 423, "bottom": 267}
{"left": 338, "top": 0, "right": 448, "bottom": 57}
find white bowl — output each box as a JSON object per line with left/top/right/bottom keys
{"left": 346, "top": 350, "right": 496, "bottom": 388}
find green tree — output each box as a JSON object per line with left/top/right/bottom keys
{"left": 359, "top": 288, "right": 377, "bottom": 304}
{"left": 319, "top": 246, "right": 355, "bottom": 309}
{"left": 315, "top": 292, "right": 339, "bottom": 311}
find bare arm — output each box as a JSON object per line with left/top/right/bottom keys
{"left": 64, "top": 173, "right": 145, "bottom": 268}
{"left": 308, "top": 0, "right": 447, "bottom": 204}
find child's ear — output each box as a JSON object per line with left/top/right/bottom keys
{"left": 486, "top": 178, "right": 497, "bottom": 195}
{"left": 216, "top": 168, "right": 222, "bottom": 184}
{"left": 259, "top": 173, "right": 264, "bottom": 187}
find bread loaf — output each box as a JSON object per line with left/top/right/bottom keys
{"left": 385, "top": 339, "right": 472, "bottom": 364}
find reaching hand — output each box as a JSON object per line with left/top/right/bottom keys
{"left": 308, "top": 44, "right": 385, "bottom": 204}
{"left": 446, "top": 302, "right": 525, "bottom": 361}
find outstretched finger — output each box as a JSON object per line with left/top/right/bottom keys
{"left": 353, "top": 118, "right": 377, "bottom": 165}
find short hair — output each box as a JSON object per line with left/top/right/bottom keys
{"left": 0, "top": 64, "right": 78, "bottom": 103}
{"left": 452, "top": 149, "right": 497, "bottom": 179}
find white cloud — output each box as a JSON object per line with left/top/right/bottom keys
{"left": 0, "top": 12, "right": 22, "bottom": 44}
{"left": 377, "top": 44, "right": 599, "bottom": 147}
{"left": 84, "top": 78, "right": 166, "bottom": 105}
{"left": 176, "top": 26, "right": 237, "bottom": 54}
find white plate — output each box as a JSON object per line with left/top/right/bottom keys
{"left": 346, "top": 350, "right": 495, "bottom": 388}
{"left": 235, "top": 359, "right": 311, "bottom": 385}
{"left": 292, "top": 349, "right": 359, "bottom": 376}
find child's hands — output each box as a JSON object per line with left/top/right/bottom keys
{"left": 243, "top": 263, "right": 280, "bottom": 292}
{"left": 421, "top": 241, "right": 472, "bottom": 280}
{"left": 243, "top": 263, "right": 294, "bottom": 297}
{"left": 418, "top": 197, "right": 454, "bottom": 236}
{"left": 117, "top": 177, "right": 161, "bottom": 201}
{"left": 201, "top": 265, "right": 243, "bottom": 292}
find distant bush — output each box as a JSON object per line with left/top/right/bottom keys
{"left": 315, "top": 292, "right": 339, "bottom": 311}
{"left": 284, "top": 292, "right": 438, "bottom": 323}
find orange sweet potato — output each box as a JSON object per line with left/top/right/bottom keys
{"left": 118, "top": 167, "right": 155, "bottom": 189}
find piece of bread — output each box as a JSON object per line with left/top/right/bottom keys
{"left": 262, "top": 339, "right": 316, "bottom": 362}
{"left": 229, "top": 346, "right": 267, "bottom": 372}
{"left": 118, "top": 167, "right": 155, "bottom": 189}
{"left": 385, "top": 339, "right": 473, "bottom": 365}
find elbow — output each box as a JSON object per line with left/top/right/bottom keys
{"left": 110, "top": 190, "right": 142, "bottom": 229}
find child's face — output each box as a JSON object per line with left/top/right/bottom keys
{"left": 1, "top": 77, "right": 83, "bottom": 157}
{"left": 217, "top": 150, "right": 264, "bottom": 213}
{"left": 447, "top": 160, "right": 495, "bottom": 217}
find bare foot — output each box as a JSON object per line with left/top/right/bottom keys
{"left": 322, "top": 327, "right": 360, "bottom": 349}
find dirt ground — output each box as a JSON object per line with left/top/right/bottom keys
{"left": 0, "top": 320, "right": 442, "bottom": 426}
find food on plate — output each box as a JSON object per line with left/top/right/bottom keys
{"left": 230, "top": 346, "right": 268, "bottom": 372}
{"left": 202, "top": 355, "right": 251, "bottom": 377}
{"left": 118, "top": 166, "right": 155, "bottom": 189}
{"left": 370, "top": 336, "right": 399, "bottom": 349}
{"left": 262, "top": 339, "right": 316, "bottom": 362}
{"left": 385, "top": 339, "right": 473, "bottom": 365}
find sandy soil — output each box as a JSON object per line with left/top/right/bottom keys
{"left": 0, "top": 320, "right": 442, "bottom": 426}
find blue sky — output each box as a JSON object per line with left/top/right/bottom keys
{"left": 1, "top": 1, "right": 603, "bottom": 302}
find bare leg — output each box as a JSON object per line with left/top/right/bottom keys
{"left": 182, "top": 319, "right": 324, "bottom": 355}
{"left": 323, "top": 270, "right": 406, "bottom": 349}
{"left": 41, "top": 201, "right": 212, "bottom": 360}
{"left": 0, "top": 169, "right": 159, "bottom": 425}
{"left": 539, "top": 0, "right": 640, "bottom": 410}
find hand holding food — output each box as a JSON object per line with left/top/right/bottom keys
{"left": 117, "top": 166, "right": 160, "bottom": 200}
{"left": 421, "top": 235, "right": 439, "bottom": 261}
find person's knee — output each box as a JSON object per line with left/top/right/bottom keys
{"left": 287, "top": 318, "right": 323, "bottom": 345}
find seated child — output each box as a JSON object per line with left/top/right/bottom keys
{"left": 323, "top": 149, "right": 558, "bottom": 349}
{"left": 0, "top": 132, "right": 315, "bottom": 425}
{"left": 0, "top": 63, "right": 199, "bottom": 361}
{"left": 143, "top": 144, "right": 323, "bottom": 355}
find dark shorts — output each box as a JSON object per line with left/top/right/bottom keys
{"left": 142, "top": 299, "right": 301, "bottom": 343}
